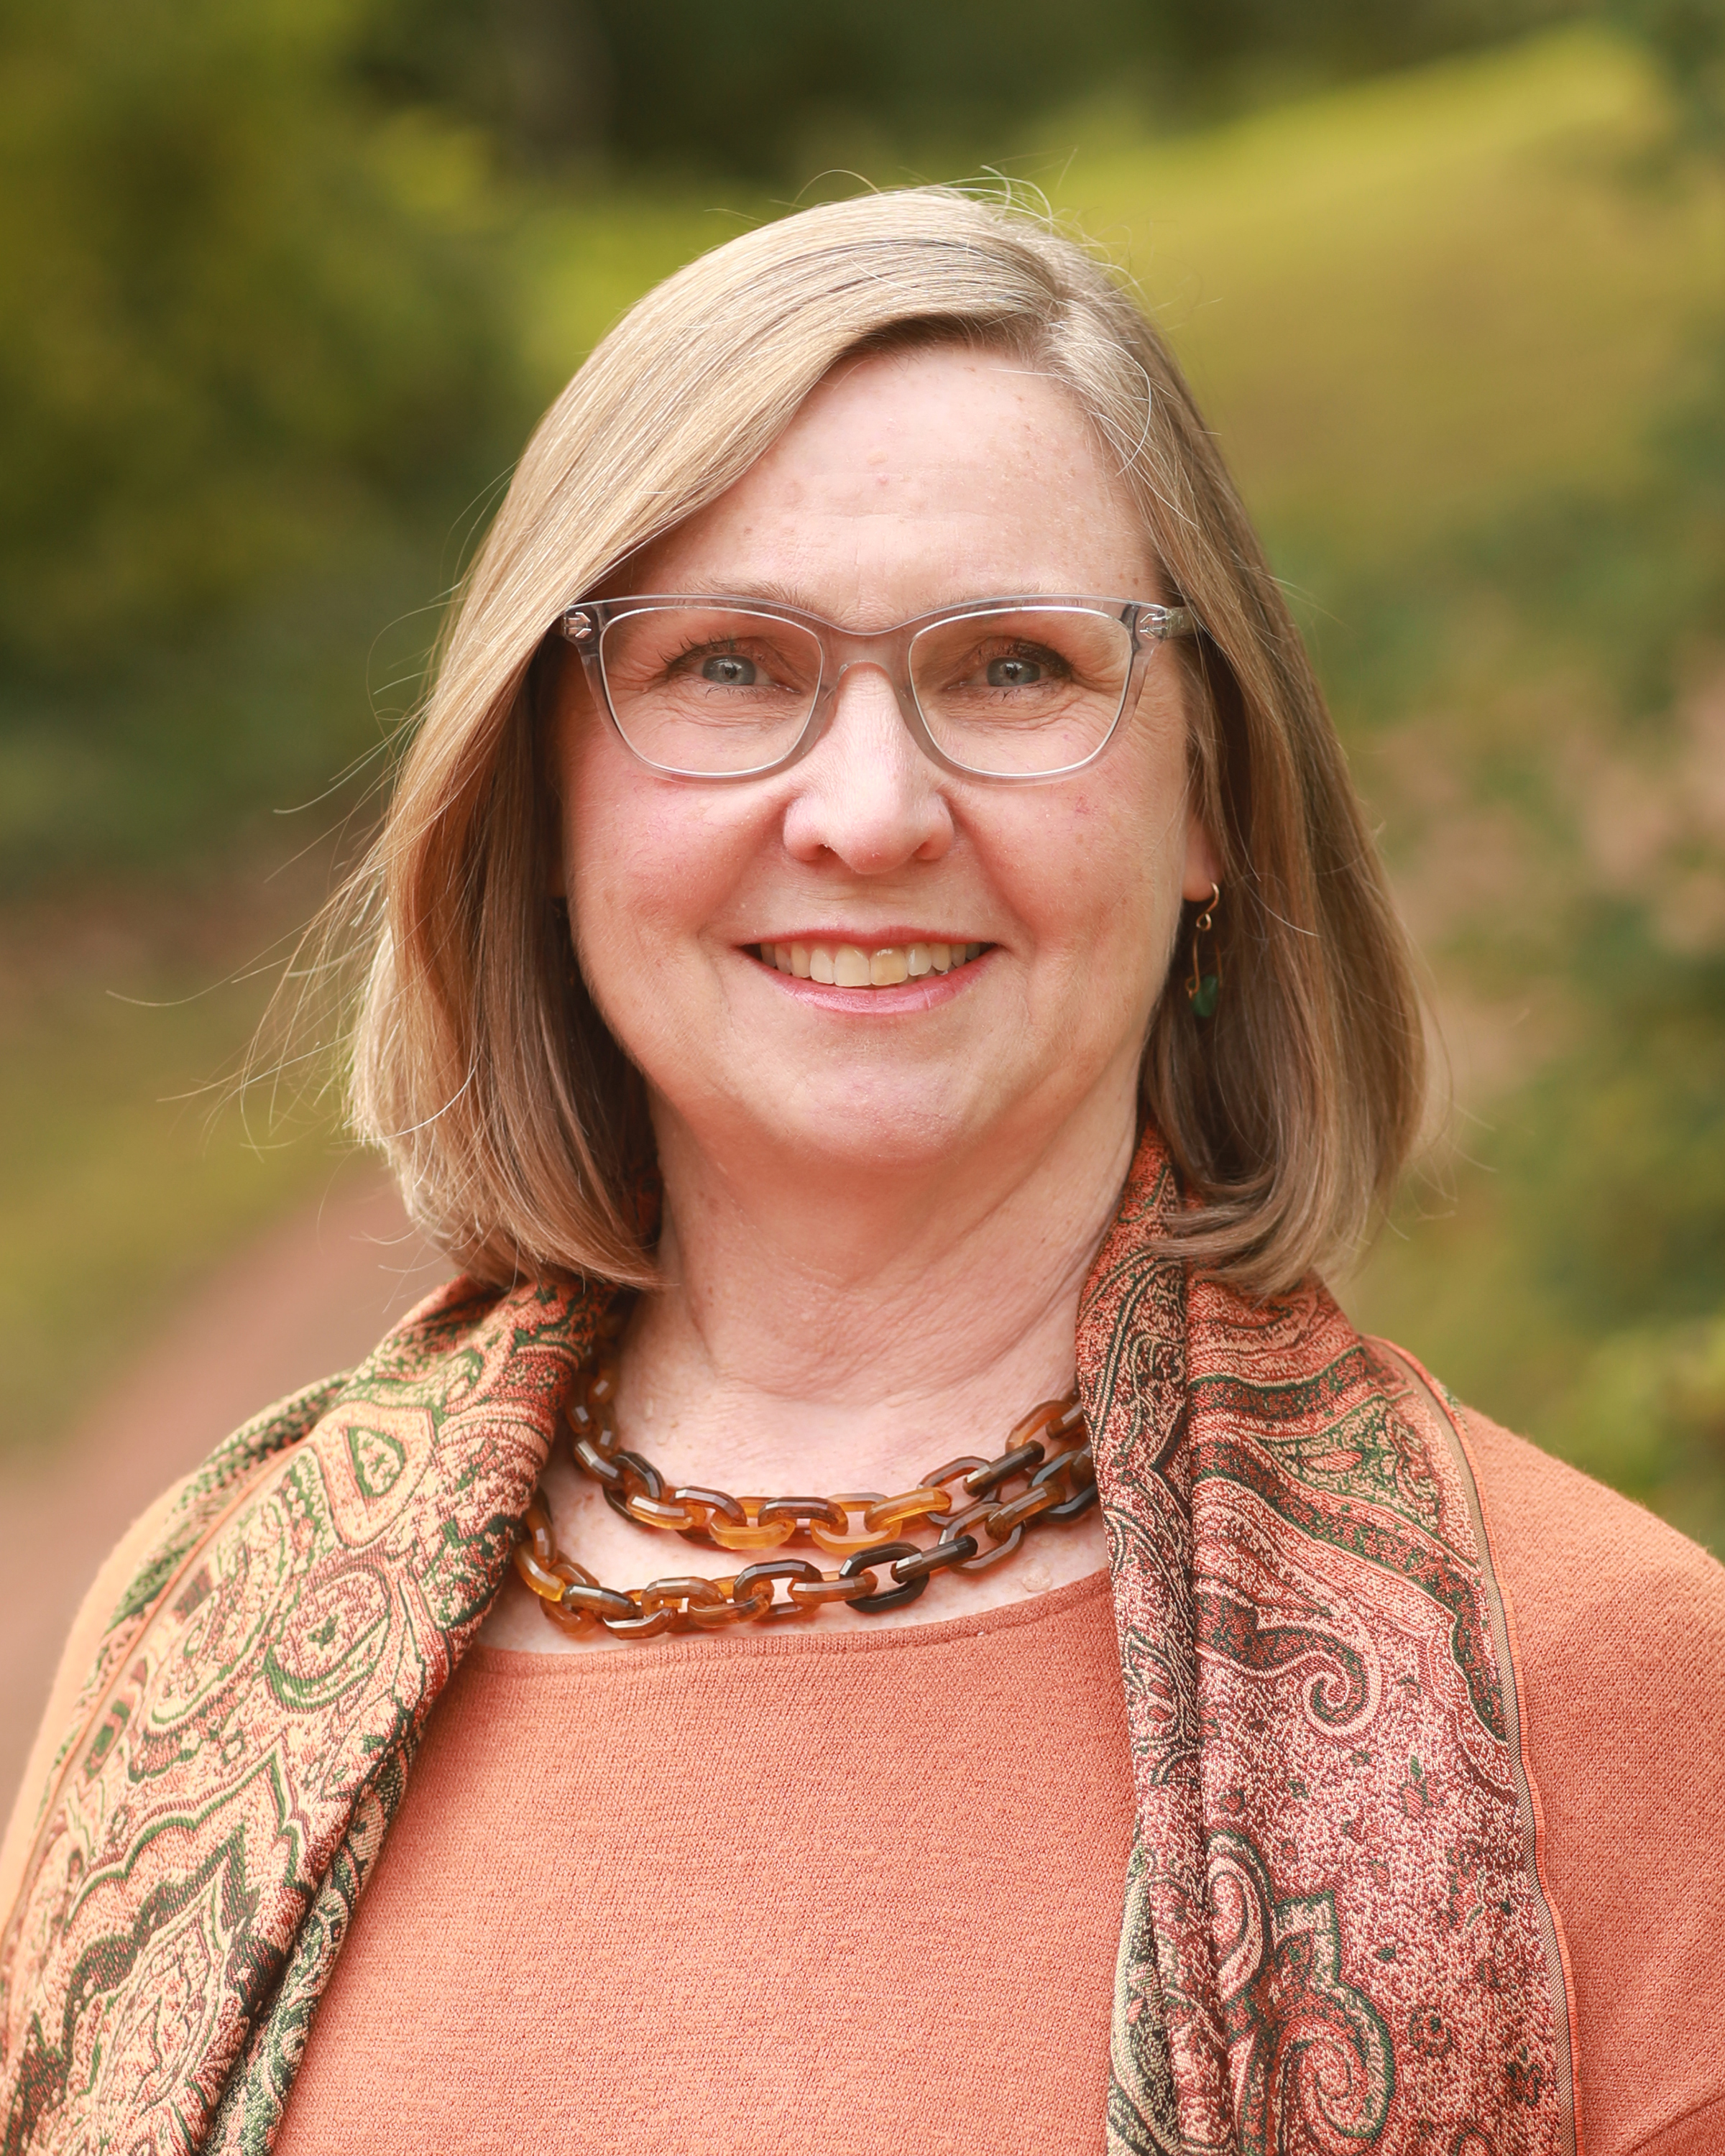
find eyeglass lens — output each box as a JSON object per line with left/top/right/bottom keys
{"left": 595, "top": 604, "right": 1136, "bottom": 776}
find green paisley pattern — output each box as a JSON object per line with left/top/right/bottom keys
{"left": 0, "top": 1276, "right": 594, "bottom": 2155}
{"left": 1082, "top": 1143, "right": 1573, "bottom": 2156}
{"left": 1108, "top": 1840, "right": 1182, "bottom": 2156}
{"left": 206, "top": 1741, "right": 419, "bottom": 2156}
{"left": 0, "top": 1133, "right": 1573, "bottom": 2154}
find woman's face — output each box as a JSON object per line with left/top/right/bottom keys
{"left": 552, "top": 346, "right": 1218, "bottom": 1194}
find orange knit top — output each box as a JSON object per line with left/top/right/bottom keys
{"left": 271, "top": 1414, "right": 1725, "bottom": 2156}
{"left": 276, "top": 1569, "right": 1135, "bottom": 2156}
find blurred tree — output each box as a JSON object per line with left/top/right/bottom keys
{"left": 1524, "top": 0, "right": 1725, "bottom": 1531}
{"left": 356, "top": 0, "right": 1585, "bottom": 182}
{"left": 359, "top": 0, "right": 610, "bottom": 171}
{"left": 1326, "top": 28, "right": 1725, "bottom": 1539}
{"left": 1604, "top": 0, "right": 1725, "bottom": 144}
{"left": 0, "top": 0, "right": 518, "bottom": 676}
{"left": 0, "top": 0, "right": 526, "bottom": 884}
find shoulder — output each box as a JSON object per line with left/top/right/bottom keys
{"left": 1453, "top": 1398, "right": 1725, "bottom": 1825}
{"left": 1, "top": 1274, "right": 566, "bottom": 1930}
{"left": 1367, "top": 1335, "right": 1725, "bottom": 1700}
{"left": 0, "top": 1352, "right": 367, "bottom": 1930}
{"left": 1458, "top": 1401, "right": 1725, "bottom": 1690}
{"left": 0, "top": 1473, "right": 193, "bottom": 1926}
{"left": 1449, "top": 1401, "right": 1725, "bottom": 2154}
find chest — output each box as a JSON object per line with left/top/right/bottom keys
{"left": 276, "top": 1572, "right": 1136, "bottom": 2155}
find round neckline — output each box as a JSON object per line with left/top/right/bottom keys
{"left": 466, "top": 1562, "right": 1112, "bottom": 1680}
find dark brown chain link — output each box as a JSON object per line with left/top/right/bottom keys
{"left": 511, "top": 1317, "right": 1097, "bottom": 1638}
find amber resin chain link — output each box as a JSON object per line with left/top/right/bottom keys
{"left": 510, "top": 1315, "right": 1098, "bottom": 1639}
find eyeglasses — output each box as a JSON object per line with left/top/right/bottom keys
{"left": 557, "top": 592, "right": 1197, "bottom": 783}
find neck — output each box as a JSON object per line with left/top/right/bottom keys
{"left": 617, "top": 1079, "right": 1139, "bottom": 1493}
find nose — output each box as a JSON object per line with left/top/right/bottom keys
{"left": 778, "top": 661, "right": 954, "bottom": 872}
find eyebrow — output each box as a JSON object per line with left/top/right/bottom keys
{"left": 668, "top": 575, "right": 828, "bottom": 612}
{"left": 643, "top": 576, "right": 1083, "bottom": 617}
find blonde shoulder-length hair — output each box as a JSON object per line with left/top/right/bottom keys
{"left": 344, "top": 185, "right": 1423, "bottom": 1298}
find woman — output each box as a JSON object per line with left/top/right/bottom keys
{"left": 3, "top": 188, "right": 1722, "bottom": 2156}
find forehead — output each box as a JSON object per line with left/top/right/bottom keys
{"left": 622, "top": 346, "right": 1157, "bottom": 617}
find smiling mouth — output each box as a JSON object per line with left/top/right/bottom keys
{"left": 753, "top": 939, "right": 987, "bottom": 987}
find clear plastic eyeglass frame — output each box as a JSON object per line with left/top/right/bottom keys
{"left": 556, "top": 591, "right": 1199, "bottom": 786}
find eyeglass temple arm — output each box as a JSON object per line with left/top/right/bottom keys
{"left": 1138, "top": 603, "right": 1197, "bottom": 642}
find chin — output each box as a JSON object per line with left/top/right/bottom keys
{"left": 732, "top": 1082, "right": 979, "bottom": 1177}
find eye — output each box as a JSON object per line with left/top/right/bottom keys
{"left": 985, "top": 655, "right": 1044, "bottom": 688}
{"left": 699, "top": 653, "right": 758, "bottom": 686}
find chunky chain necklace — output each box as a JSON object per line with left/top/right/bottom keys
{"left": 512, "top": 1311, "right": 1096, "bottom": 1640}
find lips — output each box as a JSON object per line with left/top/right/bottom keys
{"left": 753, "top": 939, "right": 985, "bottom": 986}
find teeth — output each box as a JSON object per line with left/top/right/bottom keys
{"left": 758, "top": 940, "right": 983, "bottom": 985}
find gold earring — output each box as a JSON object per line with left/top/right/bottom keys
{"left": 1186, "top": 884, "right": 1221, "bottom": 1019}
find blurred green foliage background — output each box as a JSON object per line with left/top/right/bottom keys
{"left": 1, "top": 0, "right": 1722, "bottom": 1547}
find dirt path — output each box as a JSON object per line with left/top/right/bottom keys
{"left": 0, "top": 1170, "right": 448, "bottom": 1828}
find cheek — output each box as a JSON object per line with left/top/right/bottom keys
{"left": 1057, "top": 818, "right": 1174, "bottom": 1018}
{"left": 561, "top": 724, "right": 755, "bottom": 1005}
{"left": 1008, "top": 742, "right": 1190, "bottom": 980}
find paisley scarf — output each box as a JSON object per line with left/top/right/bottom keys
{"left": 0, "top": 1133, "right": 1576, "bottom": 2155}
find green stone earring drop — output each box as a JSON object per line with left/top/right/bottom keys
{"left": 1186, "top": 885, "right": 1222, "bottom": 1019}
